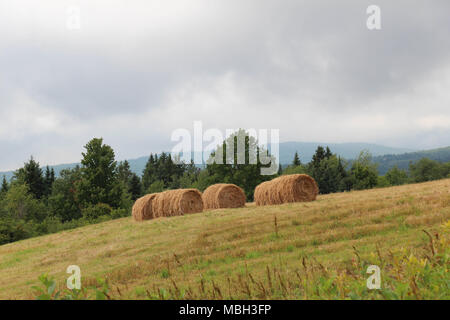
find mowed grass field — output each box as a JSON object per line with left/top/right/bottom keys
{"left": 0, "top": 179, "right": 449, "bottom": 299}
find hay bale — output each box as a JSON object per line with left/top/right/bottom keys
{"left": 153, "top": 189, "right": 203, "bottom": 217}
{"left": 202, "top": 183, "right": 246, "bottom": 209}
{"left": 254, "top": 174, "right": 318, "bottom": 206}
{"left": 132, "top": 193, "right": 157, "bottom": 221}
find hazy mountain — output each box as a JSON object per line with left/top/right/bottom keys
{"left": 269, "top": 142, "right": 415, "bottom": 165}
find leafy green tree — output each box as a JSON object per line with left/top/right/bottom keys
{"left": 75, "top": 138, "right": 123, "bottom": 210}
{"left": 48, "top": 167, "right": 82, "bottom": 222}
{"left": 409, "top": 158, "right": 444, "bottom": 182}
{"left": 147, "top": 180, "right": 165, "bottom": 193}
{"left": 2, "top": 183, "right": 47, "bottom": 222}
{"left": 205, "top": 129, "right": 276, "bottom": 200}
{"left": 443, "top": 162, "right": 450, "bottom": 178}
{"left": 283, "top": 164, "right": 307, "bottom": 175}
{"left": 0, "top": 217, "right": 34, "bottom": 245}
{"left": 385, "top": 166, "right": 408, "bottom": 186}
{"left": 377, "top": 175, "right": 390, "bottom": 188}
{"left": 81, "top": 203, "right": 112, "bottom": 221}
{"left": 192, "top": 170, "right": 214, "bottom": 191}
{"left": 14, "top": 157, "right": 46, "bottom": 199}
{"left": 349, "top": 150, "right": 378, "bottom": 190}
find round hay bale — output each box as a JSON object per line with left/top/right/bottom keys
{"left": 132, "top": 193, "right": 157, "bottom": 221}
{"left": 254, "top": 174, "right": 318, "bottom": 206}
{"left": 202, "top": 183, "right": 246, "bottom": 209}
{"left": 153, "top": 189, "right": 203, "bottom": 217}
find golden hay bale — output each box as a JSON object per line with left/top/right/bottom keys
{"left": 153, "top": 189, "right": 203, "bottom": 217}
{"left": 132, "top": 193, "right": 157, "bottom": 221}
{"left": 202, "top": 183, "right": 246, "bottom": 209}
{"left": 254, "top": 174, "right": 318, "bottom": 206}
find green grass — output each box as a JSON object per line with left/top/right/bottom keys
{"left": 0, "top": 179, "right": 449, "bottom": 299}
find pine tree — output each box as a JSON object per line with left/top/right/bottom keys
{"left": 0, "top": 176, "right": 8, "bottom": 195}
{"left": 118, "top": 160, "right": 133, "bottom": 185}
{"left": 128, "top": 173, "right": 142, "bottom": 201}
{"left": 292, "top": 152, "right": 301, "bottom": 166}
{"left": 311, "top": 146, "right": 326, "bottom": 169}
{"left": 142, "top": 154, "right": 156, "bottom": 190}
{"left": 14, "top": 157, "right": 45, "bottom": 199}
{"left": 44, "top": 166, "right": 56, "bottom": 197}
{"left": 325, "top": 146, "right": 332, "bottom": 159}
{"left": 76, "top": 138, "right": 122, "bottom": 209}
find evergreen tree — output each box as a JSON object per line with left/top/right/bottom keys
{"left": 44, "top": 166, "right": 56, "bottom": 197}
{"left": 117, "top": 160, "right": 142, "bottom": 200}
{"left": 128, "top": 173, "right": 142, "bottom": 201}
{"left": 142, "top": 154, "right": 156, "bottom": 190}
{"left": 325, "top": 146, "right": 332, "bottom": 159}
{"left": 311, "top": 146, "right": 326, "bottom": 169}
{"left": 14, "top": 157, "right": 45, "bottom": 199}
{"left": 309, "top": 155, "right": 346, "bottom": 194}
{"left": 76, "top": 138, "right": 123, "bottom": 209}
{"left": 292, "top": 152, "right": 301, "bottom": 166}
{"left": 0, "top": 176, "right": 8, "bottom": 195}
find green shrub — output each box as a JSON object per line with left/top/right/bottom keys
{"left": 82, "top": 203, "right": 113, "bottom": 220}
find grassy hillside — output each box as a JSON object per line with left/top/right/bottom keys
{"left": 0, "top": 179, "right": 449, "bottom": 299}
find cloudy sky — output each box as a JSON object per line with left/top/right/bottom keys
{"left": 0, "top": 0, "right": 449, "bottom": 170}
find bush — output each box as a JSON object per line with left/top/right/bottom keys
{"left": 111, "top": 208, "right": 129, "bottom": 219}
{"left": 82, "top": 203, "right": 113, "bottom": 221}
{"left": 385, "top": 166, "right": 408, "bottom": 186}
{"left": 376, "top": 176, "right": 390, "bottom": 188}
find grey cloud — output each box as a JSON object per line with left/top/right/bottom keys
{"left": 0, "top": 0, "right": 449, "bottom": 169}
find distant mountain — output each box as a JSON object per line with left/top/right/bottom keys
{"left": 372, "top": 146, "right": 450, "bottom": 174}
{"left": 270, "top": 142, "right": 415, "bottom": 165}
{"left": 0, "top": 142, "right": 417, "bottom": 180}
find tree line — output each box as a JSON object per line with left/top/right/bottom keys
{"left": 283, "top": 146, "right": 450, "bottom": 194}
{"left": 1, "top": 132, "right": 449, "bottom": 245}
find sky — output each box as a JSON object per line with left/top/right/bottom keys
{"left": 0, "top": 0, "right": 449, "bottom": 171}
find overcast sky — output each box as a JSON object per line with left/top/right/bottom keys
{"left": 0, "top": 0, "right": 449, "bottom": 170}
